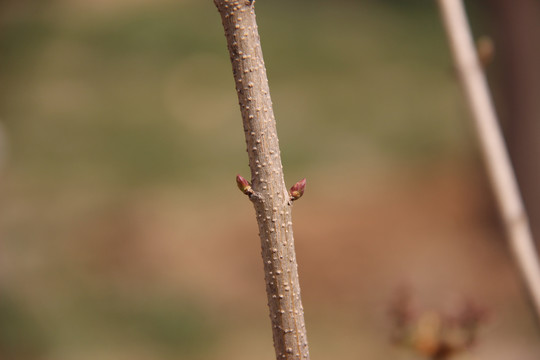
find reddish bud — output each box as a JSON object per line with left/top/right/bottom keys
{"left": 477, "top": 36, "right": 494, "bottom": 68}
{"left": 236, "top": 174, "right": 253, "bottom": 196}
{"left": 289, "top": 178, "right": 306, "bottom": 201}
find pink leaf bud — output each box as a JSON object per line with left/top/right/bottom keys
{"left": 236, "top": 174, "right": 253, "bottom": 196}
{"left": 289, "top": 178, "right": 306, "bottom": 201}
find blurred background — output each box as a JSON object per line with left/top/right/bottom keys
{"left": 1, "top": 0, "right": 540, "bottom": 359}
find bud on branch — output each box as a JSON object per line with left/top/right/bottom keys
{"left": 236, "top": 174, "right": 254, "bottom": 197}
{"left": 476, "top": 36, "right": 494, "bottom": 69}
{"left": 289, "top": 178, "right": 306, "bottom": 202}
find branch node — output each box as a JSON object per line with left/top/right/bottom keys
{"left": 249, "top": 191, "right": 263, "bottom": 202}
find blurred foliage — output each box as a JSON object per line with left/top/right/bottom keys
{"left": 0, "top": 294, "right": 49, "bottom": 359}
{"left": 0, "top": 0, "right": 469, "bottom": 191}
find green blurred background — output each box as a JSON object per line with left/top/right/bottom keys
{"left": 1, "top": 0, "right": 539, "bottom": 359}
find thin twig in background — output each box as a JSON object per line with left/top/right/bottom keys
{"left": 213, "top": 1, "right": 310, "bottom": 359}
{"left": 437, "top": 0, "right": 540, "bottom": 318}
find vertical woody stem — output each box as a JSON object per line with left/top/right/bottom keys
{"left": 438, "top": 0, "right": 540, "bottom": 318}
{"left": 213, "top": 1, "right": 310, "bottom": 359}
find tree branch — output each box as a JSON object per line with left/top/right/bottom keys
{"left": 213, "top": 1, "right": 310, "bottom": 359}
{"left": 437, "top": 0, "right": 540, "bottom": 319}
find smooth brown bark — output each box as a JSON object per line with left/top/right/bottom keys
{"left": 213, "top": 1, "right": 310, "bottom": 359}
